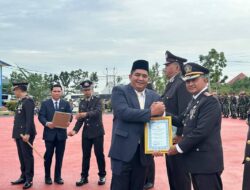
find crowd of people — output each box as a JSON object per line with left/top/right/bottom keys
{"left": 8, "top": 50, "right": 250, "bottom": 190}
{"left": 216, "top": 92, "right": 250, "bottom": 119}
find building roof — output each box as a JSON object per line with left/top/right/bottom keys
{"left": 0, "top": 60, "right": 11, "bottom": 67}
{"left": 227, "top": 73, "right": 247, "bottom": 85}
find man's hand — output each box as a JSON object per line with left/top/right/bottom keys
{"left": 167, "top": 145, "right": 179, "bottom": 156}
{"left": 65, "top": 122, "right": 70, "bottom": 128}
{"left": 150, "top": 102, "right": 165, "bottom": 116}
{"left": 75, "top": 112, "right": 87, "bottom": 120}
{"left": 47, "top": 122, "right": 55, "bottom": 129}
{"left": 152, "top": 151, "right": 164, "bottom": 157}
{"left": 68, "top": 130, "right": 76, "bottom": 137}
{"left": 173, "top": 135, "right": 182, "bottom": 145}
{"left": 21, "top": 134, "right": 30, "bottom": 142}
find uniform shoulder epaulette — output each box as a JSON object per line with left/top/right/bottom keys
{"left": 204, "top": 92, "right": 212, "bottom": 96}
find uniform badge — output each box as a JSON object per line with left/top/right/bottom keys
{"left": 16, "top": 102, "right": 23, "bottom": 114}
{"left": 189, "top": 105, "right": 197, "bottom": 119}
{"left": 184, "top": 65, "right": 192, "bottom": 74}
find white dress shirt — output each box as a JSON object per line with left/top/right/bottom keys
{"left": 52, "top": 98, "right": 60, "bottom": 110}
{"left": 135, "top": 90, "right": 146, "bottom": 109}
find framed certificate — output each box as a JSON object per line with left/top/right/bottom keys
{"left": 144, "top": 116, "right": 173, "bottom": 154}
{"left": 52, "top": 111, "right": 71, "bottom": 129}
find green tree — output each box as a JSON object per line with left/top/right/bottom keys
{"left": 89, "top": 72, "right": 99, "bottom": 88}
{"left": 199, "top": 49, "right": 228, "bottom": 92}
{"left": 149, "top": 62, "right": 166, "bottom": 94}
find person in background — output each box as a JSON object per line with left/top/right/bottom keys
{"left": 11, "top": 82, "right": 36, "bottom": 189}
{"left": 161, "top": 51, "right": 192, "bottom": 190}
{"left": 38, "top": 83, "right": 72, "bottom": 185}
{"left": 68, "top": 79, "right": 106, "bottom": 186}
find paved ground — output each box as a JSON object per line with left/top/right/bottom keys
{"left": 0, "top": 115, "right": 248, "bottom": 190}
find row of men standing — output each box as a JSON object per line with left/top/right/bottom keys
{"left": 11, "top": 80, "right": 106, "bottom": 189}
{"left": 219, "top": 92, "right": 250, "bottom": 119}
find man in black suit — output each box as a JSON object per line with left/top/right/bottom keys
{"left": 161, "top": 51, "right": 192, "bottom": 190}
{"left": 109, "top": 60, "right": 165, "bottom": 190}
{"left": 68, "top": 79, "right": 106, "bottom": 186}
{"left": 38, "top": 83, "right": 72, "bottom": 185}
{"left": 167, "top": 63, "right": 224, "bottom": 190}
{"left": 11, "top": 82, "right": 36, "bottom": 189}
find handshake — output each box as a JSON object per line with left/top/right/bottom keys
{"left": 150, "top": 101, "right": 165, "bottom": 116}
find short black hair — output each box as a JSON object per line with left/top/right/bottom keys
{"left": 50, "top": 84, "right": 62, "bottom": 91}
{"left": 15, "top": 85, "right": 27, "bottom": 92}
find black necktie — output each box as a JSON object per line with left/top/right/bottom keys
{"left": 55, "top": 101, "right": 58, "bottom": 110}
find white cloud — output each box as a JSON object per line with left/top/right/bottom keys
{"left": 1, "top": 0, "right": 250, "bottom": 91}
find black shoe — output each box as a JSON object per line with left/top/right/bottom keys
{"left": 45, "top": 178, "right": 52, "bottom": 185}
{"left": 54, "top": 178, "right": 64, "bottom": 185}
{"left": 98, "top": 177, "right": 106, "bottom": 185}
{"left": 76, "top": 177, "right": 88, "bottom": 186}
{"left": 144, "top": 182, "right": 154, "bottom": 189}
{"left": 11, "top": 178, "right": 26, "bottom": 185}
{"left": 23, "top": 181, "right": 33, "bottom": 189}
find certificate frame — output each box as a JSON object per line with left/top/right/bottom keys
{"left": 52, "top": 111, "right": 71, "bottom": 129}
{"left": 144, "top": 116, "right": 173, "bottom": 154}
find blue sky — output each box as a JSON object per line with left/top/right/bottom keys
{"left": 1, "top": 0, "right": 250, "bottom": 92}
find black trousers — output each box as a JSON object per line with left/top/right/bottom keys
{"left": 111, "top": 145, "right": 147, "bottom": 190}
{"left": 81, "top": 136, "right": 106, "bottom": 178}
{"left": 191, "top": 172, "right": 223, "bottom": 190}
{"left": 166, "top": 154, "right": 191, "bottom": 190}
{"left": 243, "top": 162, "right": 250, "bottom": 190}
{"left": 145, "top": 157, "right": 155, "bottom": 184}
{"left": 44, "top": 138, "right": 66, "bottom": 180}
{"left": 15, "top": 136, "right": 35, "bottom": 182}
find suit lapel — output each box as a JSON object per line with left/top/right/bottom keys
{"left": 49, "top": 99, "right": 55, "bottom": 112}
{"left": 144, "top": 89, "right": 152, "bottom": 109}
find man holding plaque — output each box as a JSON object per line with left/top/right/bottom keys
{"left": 167, "top": 63, "right": 224, "bottom": 190}
{"left": 109, "top": 60, "right": 165, "bottom": 190}
{"left": 161, "top": 51, "right": 192, "bottom": 190}
{"left": 38, "top": 83, "right": 72, "bottom": 185}
{"left": 68, "top": 79, "right": 106, "bottom": 186}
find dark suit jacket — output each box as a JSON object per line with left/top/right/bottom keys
{"left": 73, "top": 96, "right": 105, "bottom": 139}
{"left": 243, "top": 113, "right": 250, "bottom": 190}
{"left": 161, "top": 73, "right": 192, "bottom": 136}
{"left": 38, "top": 98, "right": 72, "bottom": 141}
{"left": 170, "top": 91, "right": 224, "bottom": 174}
{"left": 12, "top": 96, "right": 36, "bottom": 139}
{"left": 108, "top": 84, "right": 161, "bottom": 174}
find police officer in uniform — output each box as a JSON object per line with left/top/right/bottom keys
{"left": 167, "top": 63, "right": 224, "bottom": 190}
{"left": 68, "top": 80, "right": 106, "bottom": 186}
{"left": 243, "top": 109, "right": 250, "bottom": 190}
{"left": 239, "top": 91, "right": 248, "bottom": 120}
{"left": 11, "top": 82, "right": 36, "bottom": 189}
{"left": 222, "top": 93, "right": 230, "bottom": 118}
{"left": 161, "top": 51, "right": 192, "bottom": 190}
{"left": 229, "top": 93, "right": 237, "bottom": 119}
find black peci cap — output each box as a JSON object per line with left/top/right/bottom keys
{"left": 131, "top": 60, "right": 149, "bottom": 73}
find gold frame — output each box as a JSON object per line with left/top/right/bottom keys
{"left": 144, "top": 116, "right": 173, "bottom": 154}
